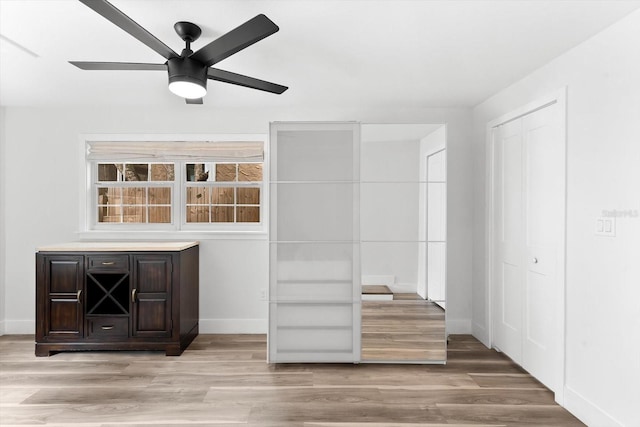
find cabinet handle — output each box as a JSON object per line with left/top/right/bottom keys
{"left": 101, "top": 325, "right": 114, "bottom": 330}
{"left": 131, "top": 288, "right": 137, "bottom": 303}
{"left": 101, "top": 261, "right": 115, "bottom": 265}
{"left": 77, "top": 289, "right": 82, "bottom": 303}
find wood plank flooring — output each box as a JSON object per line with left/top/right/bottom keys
{"left": 0, "top": 334, "right": 585, "bottom": 426}
{"left": 362, "top": 294, "right": 446, "bottom": 361}
{"left": 361, "top": 285, "right": 393, "bottom": 295}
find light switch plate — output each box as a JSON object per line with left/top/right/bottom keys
{"left": 596, "top": 217, "right": 616, "bottom": 236}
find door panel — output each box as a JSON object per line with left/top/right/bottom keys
{"left": 132, "top": 255, "right": 172, "bottom": 338}
{"left": 522, "top": 102, "right": 563, "bottom": 391}
{"left": 427, "top": 183, "right": 446, "bottom": 242}
{"left": 494, "top": 120, "right": 524, "bottom": 363}
{"left": 43, "top": 256, "right": 84, "bottom": 339}
{"left": 427, "top": 242, "right": 446, "bottom": 302}
{"left": 502, "top": 263, "right": 521, "bottom": 332}
{"left": 426, "top": 149, "right": 447, "bottom": 307}
{"left": 269, "top": 122, "right": 360, "bottom": 363}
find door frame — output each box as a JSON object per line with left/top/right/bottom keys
{"left": 423, "top": 147, "right": 447, "bottom": 305}
{"left": 417, "top": 126, "right": 447, "bottom": 301}
{"left": 484, "top": 88, "right": 567, "bottom": 404}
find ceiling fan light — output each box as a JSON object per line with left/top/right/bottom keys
{"left": 167, "top": 57, "right": 208, "bottom": 99}
{"left": 168, "top": 80, "right": 207, "bottom": 99}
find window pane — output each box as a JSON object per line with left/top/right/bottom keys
{"left": 187, "top": 206, "right": 210, "bottom": 223}
{"left": 148, "top": 206, "right": 171, "bottom": 223}
{"left": 150, "top": 164, "right": 175, "bottom": 181}
{"left": 216, "top": 164, "right": 237, "bottom": 182}
{"left": 148, "top": 187, "right": 171, "bottom": 204}
{"left": 212, "top": 187, "right": 235, "bottom": 204}
{"left": 123, "top": 187, "right": 146, "bottom": 205}
{"left": 98, "top": 206, "right": 122, "bottom": 223}
{"left": 238, "top": 206, "right": 260, "bottom": 223}
{"left": 98, "top": 164, "right": 121, "bottom": 181}
{"left": 187, "top": 186, "right": 209, "bottom": 204}
{"left": 238, "top": 187, "right": 260, "bottom": 204}
{"left": 123, "top": 206, "right": 146, "bottom": 223}
{"left": 212, "top": 206, "right": 234, "bottom": 222}
{"left": 238, "top": 164, "right": 262, "bottom": 181}
{"left": 186, "top": 163, "right": 210, "bottom": 182}
{"left": 124, "top": 164, "right": 149, "bottom": 181}
{"left": 98, "top": 187, "right": 122, "bottom": 205}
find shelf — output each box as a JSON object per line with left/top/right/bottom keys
{"left": 86, "top": 272, "right": 130, "bottom": 316}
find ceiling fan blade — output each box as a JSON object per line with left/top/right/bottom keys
{"left": 207, "top": 68, "right": 289, "bottom": 95}
{"left": 69, "top": 61, "right": 166, "bottom": 71}
{"left": 207, "top": 68, "right": 288, "bottom": 94}
{"left": 191, "top": 14, "right": 279, "bottom": 67}
{"left": 79, "top": 0, "right": 178, "bottom": 60}
{"left": 186, "top": 98, "right": 204, "bottom": 105}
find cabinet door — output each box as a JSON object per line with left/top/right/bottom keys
{"left": 132, "top": 255, "right": 172, "bottom": 338}
{"left": 38, "top": 255, "right": 84, "bottom": 339}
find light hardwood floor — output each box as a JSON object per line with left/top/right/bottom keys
{"left": 362, "top": 294, "right": 446, "bottom": 361}
{"left": 0, "top": 334, "right": 584, "bottom": 426}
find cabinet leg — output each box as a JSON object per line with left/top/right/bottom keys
{"left": 35, "top": 345, "right": 51, "bottom": 357}
{"left": 165, "top": 344, "right": 183, "bottom": 356}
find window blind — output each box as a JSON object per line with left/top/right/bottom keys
{"left": 87, "top": 141, "right": 263, "bottom": 162}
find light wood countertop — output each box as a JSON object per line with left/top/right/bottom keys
{"left": 36, "top": 241, "right": 199, "bottom": 252}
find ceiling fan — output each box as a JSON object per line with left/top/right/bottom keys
{"left": 70, "top": 0, "right": 288, "bottom": 104}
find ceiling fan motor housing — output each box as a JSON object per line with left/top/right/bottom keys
{"left": 167, "top": 56, "right": 208, "bottom": 92}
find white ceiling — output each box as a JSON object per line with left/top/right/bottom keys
{"left": 1, "top": 0, "right": 639, "bottom": 109}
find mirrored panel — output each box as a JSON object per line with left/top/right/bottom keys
{"left": 360, "top": 124, "right": 447, "bottom": 363}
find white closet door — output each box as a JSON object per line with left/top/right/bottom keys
{"left": 492, "top": 101, "right": 564, "bottom": 393}
{"left": 269, "top": 122, "right": 360, "bottom": 363}
{"left": 522, "top": 103, "right": 563, "bottom": 391}
{"left": 493, "top": 118, "right": 525, "bottom": 364}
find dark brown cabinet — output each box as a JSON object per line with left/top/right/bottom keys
{"left": 36, "top": 243, "right": 199, "bottom": 356}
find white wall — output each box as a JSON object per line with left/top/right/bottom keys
{"left": 0, "top": 107, "right": 6, "bottom": 335}
{"left": 471, "top": 10, "right": 640, "bottom": 427}
{"left": 1, "top": 105, "right": 473, "bottom": 336}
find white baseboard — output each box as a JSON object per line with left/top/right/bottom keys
{"left": 446, "top": 318, "right": 472, "bottom": 335}
{"left": 472, "top": 321, "right": 491, "bottom": 348}
{"left": 0, "top": 320, "right": 4, "bottom": 336}
{"left": 199, "top": 318, "right": 267, "bottom": 334}
{"left": 564, "top": 385, "right": 624, "bottom": 427}
{"left": 4, "top": 319, "right": 34, "bottom": 334}
{"left": 390, "top": 282, "right": 416, "bottom": 294}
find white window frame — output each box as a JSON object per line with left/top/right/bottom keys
{"left": 79, "top": 134, "right": 269, "bottom": 240}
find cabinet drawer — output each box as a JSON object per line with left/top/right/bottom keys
{"left": 87, "top": 255, "right": 129, "bottom": 271}
{"left": 86, "top": 317, "right": 129, "bottom": 338}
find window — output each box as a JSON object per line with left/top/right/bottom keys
{"left": 97, "top": 163, "right": 174, "bottom": 224}
{"left": 84, "top": 137, "right": 267, "bottom": 233}
{"left": 185, "top": 162, "right": 262, "bottom": 223}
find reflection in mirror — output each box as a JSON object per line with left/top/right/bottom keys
{"left": 360, "top": 124, "right": 447, "bottom": 363}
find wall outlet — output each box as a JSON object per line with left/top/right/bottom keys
{"left": 596, "top": 217, "right": 616, "bottom": 237}
{"left": 260, "top": 289, "right": 268, "bottom": 301}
